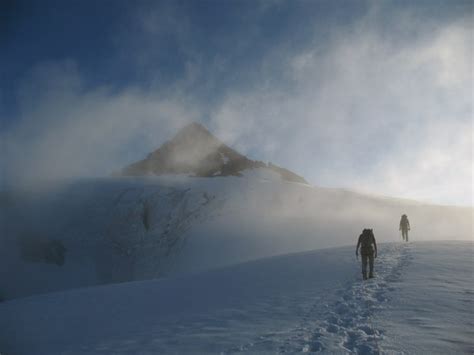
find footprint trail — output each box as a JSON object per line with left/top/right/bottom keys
{"left": 285, "top": 243, "right": 412, "bottom": 354}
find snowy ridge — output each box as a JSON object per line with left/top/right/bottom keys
{"left": 1, "top": 178, "right": 228, "bottom": 299}
{"left": 1, "top": 173, "right": 472, "bottom": 300}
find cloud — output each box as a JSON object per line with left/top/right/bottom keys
{"left": 209, "top": 10, "right": 472, "bottom": 205}
{"left": 2, "top": 61, "right": 199, "bottom": 184}
{"left": 1, "top": 1, "right": 471, "bottom": 206}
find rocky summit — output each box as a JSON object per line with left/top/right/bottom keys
{"left": 120, "top": 122, "right": 308, "bottom": 184}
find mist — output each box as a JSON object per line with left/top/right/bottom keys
{"left": 1, "top": 170, "right": 471, "bottom": 300}
{"left": 1, "top": 62, "right": 201, "bottom": 186}
{"left": 1, "top": 3, "right": 473, "bottom": 354}
{"left": 2, "top": 1, "right": 472, "bottom": 206}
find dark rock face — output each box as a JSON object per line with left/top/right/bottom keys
{"left": 19, "top": 236, "right": 67, "bottom": 266}
{"left": 120, "top": 122, "right": 307, "bottom": 183}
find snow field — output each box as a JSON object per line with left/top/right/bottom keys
{"left": 0, "top": 242, "right": 472, "bottom": 354}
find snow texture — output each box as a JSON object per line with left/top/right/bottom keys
{"left": 0, "top": 242, "right": 472, "bottom": 354}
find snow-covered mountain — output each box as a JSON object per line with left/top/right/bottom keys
{"left": 0, "top": 124, "right": 472, "bottom": 301}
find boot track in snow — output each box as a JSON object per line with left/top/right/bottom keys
{"left": 227, "top": 243, "right": 412, "bottom": 354}
{"left": 290, "top": 243, "right": 411, "bottom": 354}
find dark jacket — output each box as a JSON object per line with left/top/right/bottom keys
{"left": 399, "top": 216, "right": 410, "bottom": 231}
{"left": 356, "top": 229, "right": 377, "bottom": 256}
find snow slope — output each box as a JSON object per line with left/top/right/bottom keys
{"left": 1, "top": 172, "right": 472, "bottom": 300}
{"left": 375, "top": 242, "right": 474, "bottom": 354}
{"left": 0, "top": 241, "right": 472, "bottom": 354}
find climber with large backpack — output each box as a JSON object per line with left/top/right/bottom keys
{"left": 356, "top": 229, "right": 378, "bottom": 280}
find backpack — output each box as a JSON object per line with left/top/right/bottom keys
{"left": 360, "top": 229, "right": 375, "bottom": 255}
{"left": 400, "top": 215, "right": 409, "bottom": 229}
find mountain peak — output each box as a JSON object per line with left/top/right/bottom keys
{"left": 120, "top": 122, "right": 307, "bottom": 183}
{"left": 177, "top": 122, "right": 211, "bottom": 135}
{"left": 164, "top": 122, "right": 222, "bottom": 155}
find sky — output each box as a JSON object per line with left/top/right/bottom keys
{"left": 0, "top": 0, "right": 472, "bottom": 206}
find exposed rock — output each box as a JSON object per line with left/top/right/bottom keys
{"left": 19, "top": 236, "right": 67, "bottom": 266}
{"left": 120, "top": 122, "right": 307, "bottom": 184}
